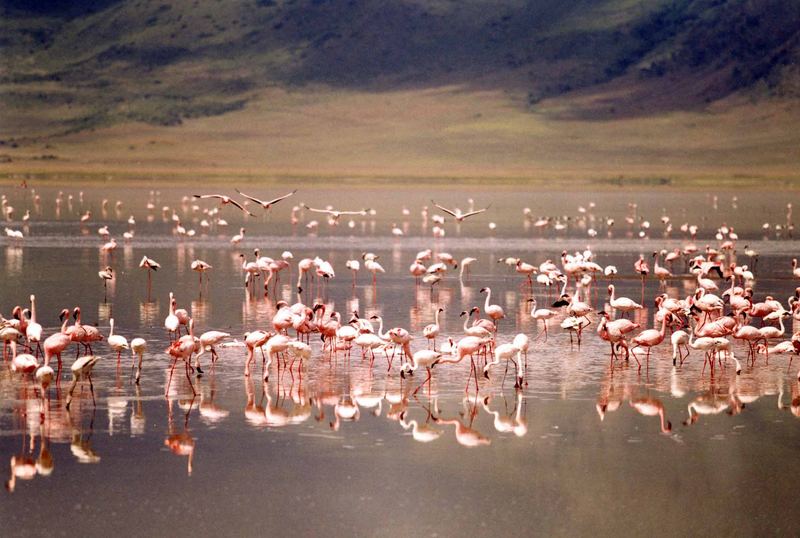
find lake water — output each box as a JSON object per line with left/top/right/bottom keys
{"left": 1, "top": 182, "right": 799, "bottom": 536}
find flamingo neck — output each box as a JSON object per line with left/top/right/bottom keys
{"left": 484, "top": 289, "right": 491, "bottom": 310}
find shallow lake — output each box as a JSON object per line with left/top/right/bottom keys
{"left": 1, "top": 182, "right": 799, "bottom": 536}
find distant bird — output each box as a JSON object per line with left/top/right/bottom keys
{"left": 190, "top": 259, "right": 212, "bottom": 286}
{"left": 300, "top": 203, "right": 370, "bottom": 222}
{"left": 139, "top": 255, "right": 160, "bottom": 295}
{"left": 193, "top": 194, "right": 255, "bottom": 216}
{"left": 431, "top": 200, "right": 490, "bottom": 222}
{"left": 130, "top": 337, "right": 147, "bottom": 384}
{"left": 235, "top": 189, "right": 297, "bottom": 210}
{"left": 98, "top": 266, "right": 113, "bottom": 301}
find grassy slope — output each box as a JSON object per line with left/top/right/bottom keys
{"left": 1, "top": 0, "right": 799, "bottom": 182}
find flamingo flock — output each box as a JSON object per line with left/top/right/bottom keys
{"left": 1, "top": 185, "right": 800, "bottom": 445}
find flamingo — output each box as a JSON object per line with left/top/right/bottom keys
{"left": 190, "top": 260, "right": 212, "bottom": 287}
{"left": 65, "top": 355, "right": 101, "bottom": 409}
{"left": 195, "top": 330, "right": 230, "bottom": 370}
{"left": 193, "top": 193, "right": 255, "bottom": 216}
{"left": 483, "top": 343, "right": 525, "bottom": 388}
{"left": 608, "top": 284, "right": 643, "bottom": 317}
{"left": 165, "top": 292, "right": 180, "bottom": 340}
{"left": 436, "top": 335, "right": 492, "bottom": 392}
{"left": 25, "top": 295, "right": 42, "bottom": 357}
{"left": 652, "top": 251, "right": 672, "bottom": 285}
{"left": 430, "top": 200, "right": 490, "bottom": 221}
{"left": 235, "top": 188, "right": 296, "bottom": 210}
{"left": 479, "top": 287, "right": 505, "bottom": 328}
{"left": 423, "top": 308, "right": 444, "bottom": 350}
{"left": 107, "top": 318, "right": 129, "bottom": 364}
{"left": 527, "top": 297, "right": 556, "bottom": 341}
{"left": 630, "top": 313, "right": 672, "bottom": 371}
{"left": 364, "top": 257, "right": 385, "bottom": 286}
{"left": 793, "top": 258, "right": 800, "bottom": 279}
{"left": 98, "top": 267, "right": 113, "bottom": 301}
{"left": 400, "top": 350, "right": 442, "bottom": 395}
{"left": 139, "top": 255, "right": 160, "bottom": 294}
{"left": 671, "top": 328, "right": 690, "bottom": 366}
{"left": 130, "top": 338, "right": 147, "bottom": 384}
{"left": 345, "top": 260, "right": 360, "bottom": 287}
{"left": 43, "top": 308, "right": 72, "bottom": 370}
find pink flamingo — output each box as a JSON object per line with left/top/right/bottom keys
{"left": 479, "top": 287, "right": 505, "bottom": 328}
{"left": 630, "top": 313, "right": 672, "bottom": 371}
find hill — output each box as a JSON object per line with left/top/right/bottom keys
{"left": 1, "top": 0, "right": 799, "bottom": 181}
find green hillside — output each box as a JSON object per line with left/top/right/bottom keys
{"left": 1, "top": 0, "right": 798, "bottom": 180}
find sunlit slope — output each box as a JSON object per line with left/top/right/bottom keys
{"left": 1, "top": 0, "right": 798, "bottom": 179}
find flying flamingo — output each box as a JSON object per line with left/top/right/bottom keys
{"left": 430, "top": 200, "right": 490, "bottom": 222}
{"left": 193, "top": 193, "right": 255, "bottom": 216}
{"left": 234, "top": 188, "right": 297, "bottom": 211}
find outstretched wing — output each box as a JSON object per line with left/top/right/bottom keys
{"left": 301, "top": 203, "right": 332, "bottom": 215}
{"left": 194, "top": 194, "right": 225, "bottom": 200}
{"left": 431, "top": 200, "right": 457, "bottom": 218}
{"left": 337, "top": 208, "right": 369, "bottom": 216}
{"left": 459, "top": 205, "right": 491, "bottom": 219}
{"left": 227, "top": 199, "right": 256, "bottom": 217}
{"left": 264, "top": 189, "right": 297, "bottom": 206}
{"left": 235, "top": 189, "right": 267, "bottom": 206}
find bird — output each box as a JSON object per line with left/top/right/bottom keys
{"left": 139, "top": 255, "right": 160, "bottom": 295}
{"left": 98, "top": 266, "right": 113, "bottom": 301}
{"left": 193, "top": 194, "right": 255, "bottom": 216}
{"left": 165, "top": 292, "right": 180, "bottom": 340}
{"left": 527, "top": 298, "right": 557, "bottom": 341}
{"left": 195, "top": 330, "right": 231, "bottom": 371}
{"left": 190, "top": 260, "right": 212, "bottom": 287}
{"left": 430, "top": 200, "right": 490, "bottom": 222}
{"left": 399, "top": 349, "right": 442, "bottom": 395}
{"left": 235, "top": 188, "right": 297, "bottom": 210}
{"left": 65, "top": 355, "right": 101, "bottom": 409}
{"left": 608, "top": 284, "right": 643, "bottom": 317}
{"left": 300, "top": 203, "right": 369, "bottom": 222}
{"left": 107, "top": 318, "right": 129, "bottom": 364}
{"left": 423, "top": 308, "right": 444, "bottom": 350}
{"left": 479, "top": 287, "right": 505, "bottom": 328}
{"left": 483, "top": 343, "right": 525, "bottom": 388}
{"left": 25, "top": 294, "right": 42, "bottom": 357}
{"left": 130, "top": 338, "right": 147, "bottom": 384}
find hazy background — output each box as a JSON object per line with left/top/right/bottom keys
{"left": 1, "top": 0, "right": 799, "bottom": 181}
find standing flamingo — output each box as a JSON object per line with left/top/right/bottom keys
{"left": 479, "top": 287, "right": 505, "bottom": 328}
{"left": 107, "top": 318, "right": 129, "bottom": 364}
{"left": 630, "top": 313, "right": 672, "bottom": 371}
{"left": 423, "top": 308, "right": 444, "bottom": 350}
{"left": 400, "top": 350, "right": 442, "bottom": 395}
